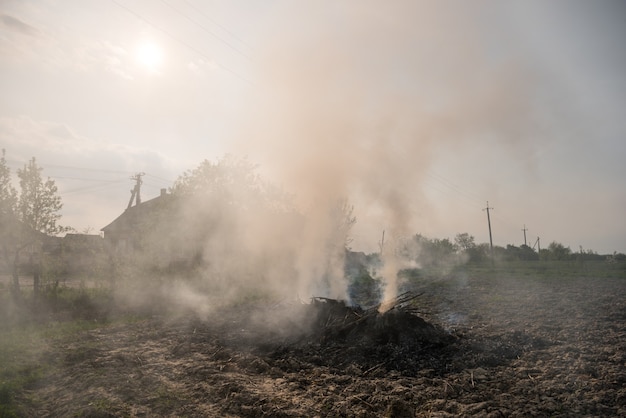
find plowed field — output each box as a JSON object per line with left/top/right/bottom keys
{"left": 16, "top": 274, "right": 626, "bottom": 417}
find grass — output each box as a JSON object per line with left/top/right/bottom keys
{"left": 0, "top": 317, "right": 108, "bottom": 417}
{"left": 460, "top": 260, "right": 626, "bottom": 280}
{"left": 0, "top": 328, "right": 45, "bottom": 417}
{"left": 0, "top": 334, "right": 45, "bottom": 417}
{"left": 398, "top": 260, "right": 626, "bottom": 290}
{"left": 0, "top": 283, "right": 124, "bottom": 417}
{"left": 0, "top": 276, "right": 161, "bottom": 416}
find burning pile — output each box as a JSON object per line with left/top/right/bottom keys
{"left": 264, "top": 292, "right": 457, "bottom": 376}
{"left": 310, "top": 292, "right": 453, "bottom": 347}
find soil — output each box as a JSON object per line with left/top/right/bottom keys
{"left": 19, "top": 275, "right": 626, "bottom": 417}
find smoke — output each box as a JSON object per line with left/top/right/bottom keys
{"left": 106, "top": 3, "right": 553, "bottom": 315}
{"left": 219, "top": 2, "right": 546, "bottom": 303}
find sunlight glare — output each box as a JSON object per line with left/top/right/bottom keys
{"left": 135, "top": 41, "right": 163, "bottom": 73}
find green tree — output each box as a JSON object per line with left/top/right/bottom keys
{"left": 503, "top": 244, "right": 538, "bottom": 261}
{"left": 546, "top": 241, "right": 571, "bottom": 261}
{"left": 408, "top": 234, "right": 459, "bottom": 268}
{"left": 454, "top": 233, "right": 491, "bottom": 263}
{"left": 17, "top": 158, "right": 66, "bottom": 236}
{"left": 139, "top": 155, "right": 296, "bottom": 273}
{"left": 472, "top": 243, "right": 490, "bottom": 263}
{"left": 0, "top": 149, "right": 17, "bottom": 215}
{"left": 2, "top": 156, "right": 67, "bottom": 297}
{"left": 454, "top": 232, "right": 475, "bottom": 252}
{"left": 172, "top": 155, "right": 272, "bottom": 207}
{"left": 0, "top": 149, "right": 20, "bottom": 294}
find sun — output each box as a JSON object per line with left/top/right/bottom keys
{"left": 135, "top": 41, "right": 163, "bottom": 73}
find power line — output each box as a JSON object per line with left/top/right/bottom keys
{"left": 159, "top": 0, "right": 251, "bottom": 60}
{"left": 425, "top": 170, "right": 485, "bottom": 207}
{"left": 6, "top": 157, "right": 173, "bottom": 187}
{"left": 423, "top": 169, "right": 532, "bottom": 238}
{"left": 489, "top": 204, "right": 528, "bottom": 238}
{"left": 47, "top": 175, "right": 127, "bottom": 182}
{"left": 144, "top": 173, "right": 174, "bottom": 184}
{"left": 109, "top": 0, "right": 252, "bottom": 84}
{"left": 182, "top": 0, "right": 252, "bottom": 50}
{"left": 142, "top": 182, "right": 170, "bottom": 193}
{"left": 60, "top": 179, "right": 128, "bottom": 196}
{"left": 42, "top": 163, "right": 133, "bottom": 174}
{"left": 423, "top": 172, "right": 485, "bottom": 211}
{"left": 5, "top": 159, "right": 135, "bottom": 175}
{"left": 422, "top": 172, "right": 534, "bottom": 247}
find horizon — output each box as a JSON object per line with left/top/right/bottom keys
{"left": 2, "top": 156, "right": 623, "bottom": 256}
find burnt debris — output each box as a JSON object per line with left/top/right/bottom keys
{"left": 264, "top": 292, "right": 458, "bottom": 376}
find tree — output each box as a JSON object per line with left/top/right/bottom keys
{"left": 0, "top": 149, "right": 17, "bottom": 216}
{"left": 504, "top": 244, "right": 538, "bottom": 261}
{"left": 454, "top": 232, "right": 491, "bottom": 263}
{"left": 1, "top": 155, "right": 67, "bottom": 297}
{"left": 472, "top": 243, "right": 490, "bottom": 263}
{"left": 407, "top": 234, "right": 459, "bottom": 268}
{"left": 171, "top": 155, "right": 275, "bottom": 209}
{"left": 0, "top": 149, "right": 20, "bottom": 294}
{"left": 546, "top": 241, "right": 571, "bottom": 261}
{"left": 455, "top": 233, "right": 475, "bottom": 252}
{"left": 17, "top": 158, "right": 66, "bottom": 236}
{"left": 137, "top": 155, "right": 297, "bottom": 273}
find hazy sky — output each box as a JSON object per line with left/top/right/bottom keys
{"left": 1, "top": 0, "right": 625, "bottom": 254}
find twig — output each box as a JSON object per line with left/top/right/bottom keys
{"left": 374, "top": 291, "right": 425, "bottom": 313}
{"left": 353, "top": 395, "right": 375, "bottom": 409}
{"left": 443, "top": 379, "right": 457, "bottom": 393}
{"left": 363, "top": 360, "right": 390, "bottom": 376}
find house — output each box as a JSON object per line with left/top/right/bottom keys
{"left": 1, "top": 209, "right": 110, "bottom": 278}
{"left": 100, "top": 188, "right": 173, "bottom": 256}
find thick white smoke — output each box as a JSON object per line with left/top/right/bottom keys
{"left": 225, "top": 2, "right": 547, "bottom": 303}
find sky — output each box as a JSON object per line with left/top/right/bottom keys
{"left": 1, "top": 0, "right": 625, "bottom": 255}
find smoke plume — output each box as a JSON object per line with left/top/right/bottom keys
{"left": 112, "top": 3, "right": 552, "bottom": 314}
{"left": 221, "top": 2, "right": 546, "bottom": 303}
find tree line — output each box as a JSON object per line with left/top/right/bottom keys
{"left": 1, "top": 150, "right": 623, "bottom": 303}
{"left": 403, "top": 233, "right": 623, "bottom": 265}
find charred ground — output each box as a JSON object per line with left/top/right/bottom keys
{"left": 4, "top": 271, "right": 626, "bottom": 417}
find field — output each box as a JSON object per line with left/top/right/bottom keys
{"left": 1, "top": 262, "right": 626, "bottom": 417}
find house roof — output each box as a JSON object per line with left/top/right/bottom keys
{"left": 101, "top": 192, "right": 173, "bottom": 235}
{"left": 63, "top": 233, "right": 103, "bottom": 245}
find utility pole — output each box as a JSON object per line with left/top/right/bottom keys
{"left": 127, "top": 172, "right": 145, "bottom": 209}
{"left": 483, "top": 201, "right": 494, "bottom": 255}
{"left": 533, "top": 236, "right": 541, "bottom": 252}
{"left": 522, "top": 224, "right": 528, "bottom": 246}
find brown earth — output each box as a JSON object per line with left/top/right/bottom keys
{"left": 18, "top": 274, "right": 626, "bottom": 417}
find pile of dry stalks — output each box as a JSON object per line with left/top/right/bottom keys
{"left": 263, "top": 292, "right": 457, "bottom": 376}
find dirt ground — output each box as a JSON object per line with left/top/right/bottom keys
{"left": 18, "top": 274, "right": 626, "bottom": 417}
